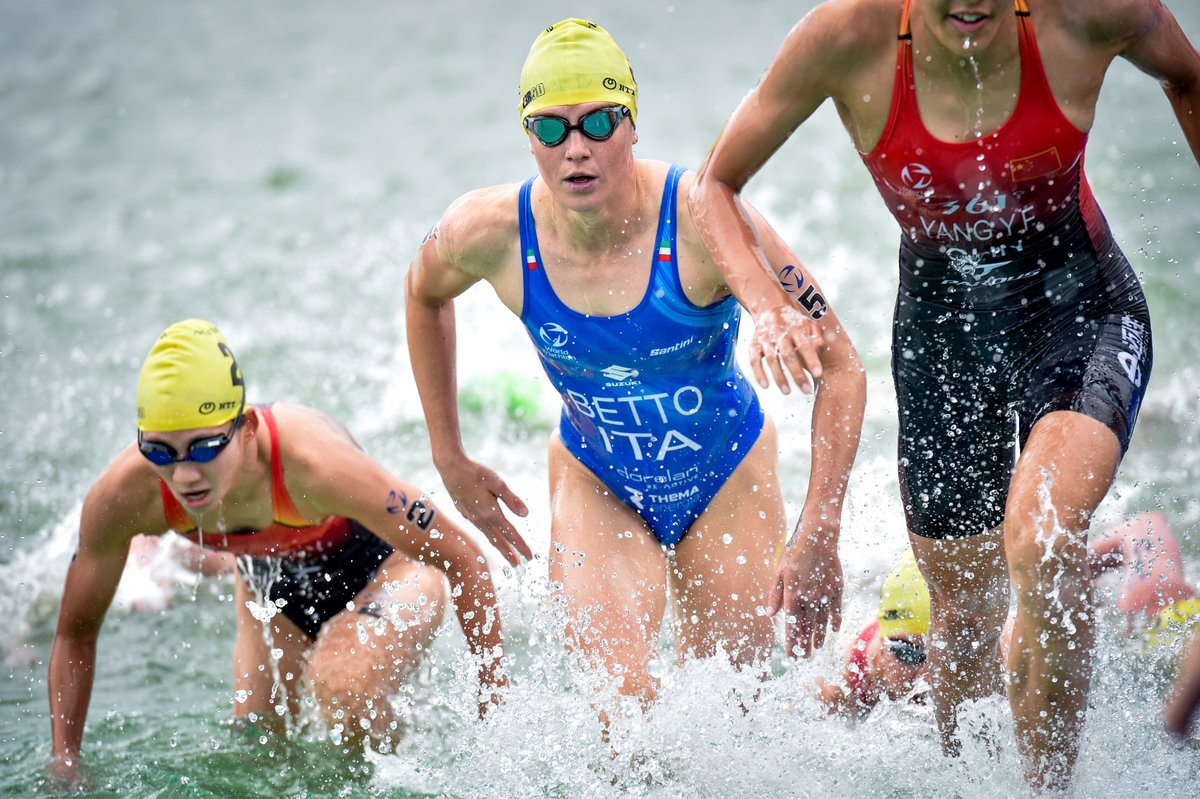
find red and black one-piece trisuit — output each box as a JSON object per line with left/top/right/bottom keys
{"left": 858, "top": 0, "right": 1152, "bottom": 538}
{"left": 161, "top": 405, "right": 394, "bottom": 637}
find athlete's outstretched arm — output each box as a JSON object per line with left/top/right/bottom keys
{"left": 749, "top": 211, "right": 866, "bottom": 658}
{"left": 404, "top": 214, "right": 531, "bottom": 566}
{"left": 289, "top": 422, "right": 511, "bottom": 715}
{"left": 1120, "top": 0, "right": 1200, "bottom": 163}
{"left": 689, "top": 5, "right": 851, "bottom": 394}
{"left": 48, "top": 456, "right": 148, "bottom": 789}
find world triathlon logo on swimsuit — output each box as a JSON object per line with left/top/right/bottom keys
{"left": 538, "top": 322, "right": 573, "bottom": 359}
{"left": 539, "top": 322, "right": 569, "bottom": 348}
{"left": 901, "top": 162, "right": 933, "bottom": 191}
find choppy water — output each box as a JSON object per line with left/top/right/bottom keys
{"left": 2, "top": 1, "right": 1199, "bottom": 797}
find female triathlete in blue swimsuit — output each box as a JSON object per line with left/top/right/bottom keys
{"left": 406, "top": 18, "right": 865, "bottom": 710}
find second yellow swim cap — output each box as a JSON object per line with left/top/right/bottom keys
{"left": 136, "top": 319, "right": 244, "bottom": 432}
{"left": 1141, "top": 597, "right": 1200, "bottom": 655}
{"left": 519, "top": 18, "right": 638, "bottom": 125}
{"left": 878, "top": 549, "right": 932, "bottom": 638}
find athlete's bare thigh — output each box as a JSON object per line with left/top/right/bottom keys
{"left": 671, "top": 416, "right": 785, "bottom": 664}
{"left": 546, "top": 434, "right": 669, "bottom": 694}
{"left": 232, "top": 573, "right": 311, "bottom": 721}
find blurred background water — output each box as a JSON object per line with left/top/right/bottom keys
{"left": 2, "top": 1, "right": 1198, "bottom": 797}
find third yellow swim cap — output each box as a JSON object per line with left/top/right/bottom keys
{"left": 1141, "top": 598, "right": 1200, "bottom": 655}
{"left": 136, "top": 319, "right": 244, "bottom": 432}
{"left": 519, "top": 18, "right": 638, "bottom": 124}
{"left": 878, "top": 549, "right": 932, "bottom": 638}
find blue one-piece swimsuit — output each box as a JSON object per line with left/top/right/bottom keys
{"left": 518, "top": 164, "right": 764, "bottom": 546}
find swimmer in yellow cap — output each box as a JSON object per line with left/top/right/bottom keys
{"left": 816, "top": 549, "right": 932, "bottom": 718}
{"left": 406, "top": 17, "right": 865, "bottom": 717}
{"left": 1088, "top": 512, "right": 1200, "bottom": 652}
{"left": 817, "top": 516, "right": 1200, "bottom": 723}
{"left": 1086, "top": 511, "right": 1200, "bottom": 741}
{"left": 48, "top": 320, "right": 507, "bottom": 790}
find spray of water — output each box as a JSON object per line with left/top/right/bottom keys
{"left": 966, "top": 54, "right": 986, "bottom": 140}
{"left": 235, "top": 555, "right": 296, "bottom": 733}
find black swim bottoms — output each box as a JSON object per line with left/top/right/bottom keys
{"left": 237, "top": 520, "right": 395, "bottom": 639}
{"left": 892, "top": 236, "right": 1152, "bottom": 540}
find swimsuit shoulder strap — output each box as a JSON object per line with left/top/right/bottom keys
{"left": 871, "top": 0, "right": 917, "bottom": 156}
{"left": 518, "top": 176, "right": 550, "bottom": 321}
{"left": 651, "top": 164, "right": 685, "bottom": 274}
{"left": 258, "top": 405, "right": 311, "bottom": 527}
{"left": 899, "top": 0, "right": 913, "bottom": 40}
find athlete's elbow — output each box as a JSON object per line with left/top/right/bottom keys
{"left": 688, "top": 169, "right": 738, "bottom": 215}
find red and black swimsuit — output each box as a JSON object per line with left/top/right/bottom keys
{"left": 858, "top": 0, "right": 1151, "bottom": 539}
{"left": 162, "top": 405, "right": 355, "bottom": 556}
{"left": 161, "top": 405, "right": 393, "bottom": 638}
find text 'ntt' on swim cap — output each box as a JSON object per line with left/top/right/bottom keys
{"left": 878, "top": 548, "right": 932, "bottom": 638}
{"left": 137, "top": 319, "right": 245, "bottom": 432}
{"left": 519, "top": 18, "right": 638, "bottom": 125}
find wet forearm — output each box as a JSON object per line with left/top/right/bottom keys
{"left": 448, "top": 558, "right": 505, "bottom": 670}
{"left": 801, "top": 359, "right": 866, "bottom": 536}
{"left": 405, "top": 293, "right": 467, "bottom": 463}
{"left": 48, "top": 636, "right": 97, "bottom": 760}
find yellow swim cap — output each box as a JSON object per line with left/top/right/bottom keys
{"left": 878, "top": 549, "right": 932, "bottom": 638}
{"left": 1141, "top": 598, "right": 1200, "bottom": 654}
{"left": 136, "top": 319, "right": 245, "bottom": 432}
{"left": 519, "top": 18, "right": 638, "bottom": 125}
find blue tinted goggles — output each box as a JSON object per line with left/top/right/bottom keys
{"left": 138, "top": 415, "right": 243, "bottom": 466}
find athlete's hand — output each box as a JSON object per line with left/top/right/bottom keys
{"left": 770, "top": 522, "right": 843, "bottom": 658}
{"left": 437, "top": 457, "right": 532, "bottom": 566}
{"left": 747, "top": 305, "right": 824, "bottom": 395}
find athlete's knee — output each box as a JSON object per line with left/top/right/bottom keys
{"left": 932, "top": 598, "right": 1006, "bottom": 657}
{"left": 1005, "top": 516, "right": 1091, "bottom": 611}
{"left": 310, "top": 655, "right": 392, "bottom": 718}
{"left": 923, "top": 571, "right": 1007, "bottom": 665}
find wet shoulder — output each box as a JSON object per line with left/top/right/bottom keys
{"left": 260, "top": 402, "right": 359, "bottom": 469}
{"left": 266, "top": 402, "right": 352, "bottom": 442}
{"left": 1027, "top": 0, "right": 1150, "bottom": 128}
{"left": 1047, "top": 0, "right": 1161, "bottom": 46}
{"left": 259, "top": 402, "right": 368, "bottom": 518}
{"left": 438, "top": 182, "right": 523, "bottom": 278}
{"left": 80, "top": 445, "right": 171, "bottom": 546}
{"left": 775, "top": 0, "right": 901, "bottom": 107}
{"left": 797, "top": 0, "right": 900, "bottom": 62}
